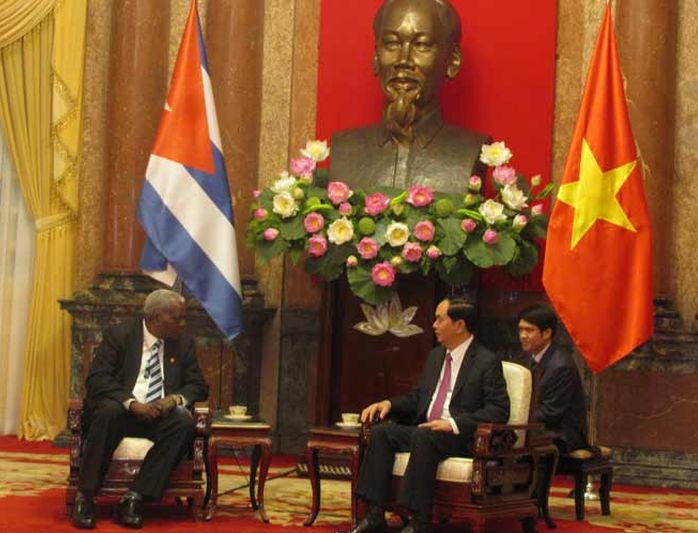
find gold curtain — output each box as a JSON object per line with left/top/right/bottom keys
{"left": 0, "top": 0, "right": 56, "bottom": 49}
{"left": 0, "top": 0, "right": 86, "bottom": 440}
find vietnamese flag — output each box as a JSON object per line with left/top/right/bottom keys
{"left": 542, "top": 3, "right": 653, "bottom": 373}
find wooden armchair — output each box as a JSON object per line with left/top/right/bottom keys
{"left": 370, "top": 361, "right": 554, "bottom": 533}
{"left": 65, "top": 399, "right": 211, "bottom": 520}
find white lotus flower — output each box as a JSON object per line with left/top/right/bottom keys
{"left": 271, "top": 172, "right": 296, "bottom": 194}
{"left": 327, "top": 216, "right": 354, "bottom": 245}
{"left": 272, "top": 191, "right": 298, "bottom": 218}
{"left": 480, "top": 141, "right": 513, "bottom": 167}
{"left": 385, "top": 222, "right": 410, "bottom": 247}
{"left": 478, "top": 199, "right": 507, "bottom": 225}
{"left": 501, "top": 184, "right": 528, "bottom": 211}
{"left": 301, "top": 140, "right": 330, "bottom": 162}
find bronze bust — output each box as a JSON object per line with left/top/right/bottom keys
{"left": 330, "top": 0, "right": 488, "bottom": 193}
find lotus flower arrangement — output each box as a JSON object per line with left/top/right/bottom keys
{"left": 247, "top": 140, "right": 552, "bottom": 306}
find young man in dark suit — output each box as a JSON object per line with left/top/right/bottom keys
{"left": 349, "top": 298, "right": 510, "bottom": 533}
{"left": 518, "top": 304, "right": 588, "bottom": 454}
{"left": 71, "top": 289, "right": 208, "bottom": 530}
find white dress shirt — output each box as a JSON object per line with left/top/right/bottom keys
{"left": 532, "top": 341, "right": 552, "bottom": 365}
{"left": 426, "top": 335, "right": 474, "bottom": 434}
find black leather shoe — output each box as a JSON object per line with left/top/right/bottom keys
{"left": 398, "top": 520, "right": 433, "bottom": 533}
{"left": 114, "top": 494, "right": 144, "bottom": 529}
{"left": 337, "top": 513, "right": 387, "bottom": 533}
{"left": 71, "top": 493, "right": 96, "bottom": 529}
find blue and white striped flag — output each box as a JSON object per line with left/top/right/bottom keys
{"left": 138, "top": 0, "right": 242, "bottom": 340}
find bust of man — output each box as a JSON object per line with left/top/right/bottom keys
{"left": 330, "top": 0, "right": 489, "bottom": 193}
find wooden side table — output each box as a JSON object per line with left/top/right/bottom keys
{"left": 203, "top": 419, "right": 272, "bottom": 522}
{"left": 304, "top": 425, "right": 362, "bottom": 527}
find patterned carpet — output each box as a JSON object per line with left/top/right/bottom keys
{"left": 0, "top": 437, "right": 696, "bottom": 532}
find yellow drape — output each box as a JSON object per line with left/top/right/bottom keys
{"left": 0, "top": 0, "right": 86, "bottom": 440}
{"left": 0, "top": 0, "right": 56, "bottom": 49}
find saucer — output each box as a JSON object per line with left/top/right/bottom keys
{"left": 336, "top": 421, "right": 362, "bottom": 429}
{"left": 224, "top": 414, "right": 252, "bottom": 422}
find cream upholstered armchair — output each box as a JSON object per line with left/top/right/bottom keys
{"left": 66, "top": 399, "right": 211, "bottom": 520}
{"left": 377, "top": 361, "right": 552, "bottom": 533}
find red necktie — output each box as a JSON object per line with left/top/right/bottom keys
{"left": 428, "top": 352, "right": 452, "bottom": 422}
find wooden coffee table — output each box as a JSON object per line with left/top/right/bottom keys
{"left": 304, "top": 425, "right": 362, "bottom": 527}
{"left": 203, "top": 418, "right": 272, "bottom": 522}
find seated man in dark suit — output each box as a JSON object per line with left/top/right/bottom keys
{"left": 518, "top": 304, "right": 588, "bottom": 454}
{"left": 350, "top": 298, "right": 510, "bottom": 533}
{"left": 71, "top": 289, "right": 208, "bottom": 530}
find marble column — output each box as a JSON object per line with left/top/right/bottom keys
{"left": 616, "top": 1, "right": 678, "bottom": 297}
{"left": 205, "top": 0, "right": 265, "bottom": 281}
{"left": 103, "top": 0, "right": 170, "bottom": 271}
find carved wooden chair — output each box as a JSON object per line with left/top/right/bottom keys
{"left": 65, "top": 399, "right": 211, "bottom": 520}
{"left": 368, "top": 361, "right": 553, "bottom": 533}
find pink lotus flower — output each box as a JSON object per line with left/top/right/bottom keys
{"left": 493, "top": 165, "right": 518, "bottom": 186}
{"left": 307, "top": 235, "right": 328, "bottom": 257}
{"left": 364, "top": 192, "right": 391, "bottom": 216}
{"left": 253, "top": 189, "right": 261, "bottom": 199}
{"left": 356, "top": 237, "right": 379, "bottom": 260}
{"left": 461, "top": 218, "right": 476, "bottom": 233}
{"left": 346, "top": 255, "right": 358, "bottom": 267}
{"left": 303, "top": 212, "right": 325, "bottom": 233}
{"left": 402, "top": 242, "right": 423, "bottom": 263}
{"left": 468, "top": 175, "right": 482, "bottom": 192}
{"left": 371, "top": 262, "right": 396, "bottom": 287}
{"left": 263, "top": 228, "right": 278, "bottom": 241}
{"left": 327, "top": 181, "right": 352, "bottom": 205}
{"left": 483, "top": 229, "right": 499, "bottom": 245}
{"left": 406, "top": 185, "right": 433, "bottom": 207}
{"left": 426, "top": 245, "right": 441, "bottom": 260}
{"left": 414, "top": 220, "right": 435, "bottom": 242}
{"left": 254, "top": 208, "right": 268, "bottom": 221}
{"left": 531, "top": 204, "right": 544, "bottom": 216}
{"left": 339, "top": 202, "right": 352, "bottom": 215}
{"left": 513, "top": 214, "right": 528, "bottom": 231}
{"left": 290, "top": 156, "right": 316, "bottom": 177}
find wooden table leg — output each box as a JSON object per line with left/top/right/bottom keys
{"left": 250, "top": 444, "right": 260, "bottom": 510}
{"left": 349, "top": 444, "right": 360, "bottom": 528}
{"left": 204, "top": 436, "right": 219, "bottom": 521}
{"left": 303, "top": 444, "right": 320, "bottom": 526}
{"left": 256, "top": 438, "right": 271, "bottom": 523}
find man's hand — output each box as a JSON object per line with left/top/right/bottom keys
{"left": 361, "top": 400, "right": 391, "bottom": 423}
{"left": 129, "top": 401, "right": 162, "bottom": 422}
{"left": 418, "top": 419, "right": 454, "bottom": 432}
{"left": 152, "top": 395, "right": 179, "bottom": 416}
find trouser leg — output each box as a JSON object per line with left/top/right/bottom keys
{"left": 130, "top": 407, "right": 196, "bottom": 500}
{"left": 355, "top": 422, "right": 415, "bottom": 507}
{"left": 78, "top": 399, "right": 130, "bottom": 493}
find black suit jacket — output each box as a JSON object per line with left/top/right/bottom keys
{"left": 388, "top": 341, "right": 510, "bottom": 444}
{"left": 533, "top": 343, "right": 588, "bottom": 452}
{"left": 85, "top": 318, "right": 208, "bottom": 407}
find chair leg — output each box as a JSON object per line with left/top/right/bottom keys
{"left": 574, "top": 472, "right": 586, "bottom": 521}
{"left": 599, "top": 469, "right": 612, "bottom": 516}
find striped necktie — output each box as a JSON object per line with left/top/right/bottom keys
{"left": 144, "top": 340, "right": 163, "bottom": 403}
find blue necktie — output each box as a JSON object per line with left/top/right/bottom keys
{"left": 144, "top": 340, "right": 163, "bottom": 403}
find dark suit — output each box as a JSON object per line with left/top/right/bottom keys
{"left": 356, "top": 341, "right": 510, "bottom": 520}
{"left": 533, "top": 343, "right": 588, "bottom": 453}
{"left": 78, "top": 318, "right": 208, "bottom": 499}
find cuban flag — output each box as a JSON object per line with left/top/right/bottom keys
{"left": 138, "top": 0, "right": 242, "bottom": 340}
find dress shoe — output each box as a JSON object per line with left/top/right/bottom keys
{"left": 114, "top": 493, "right": 144, "bottom": 529}
{"left": 338, "top": 513, "right": 387, "bottom": 533}
{"left": 398, "top": 519, "right": 433, "bottom": 533}
{"left": 71, "top": 493, "right": 96, "bottom": 529}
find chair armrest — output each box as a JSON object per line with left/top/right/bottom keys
{"left": 473, "top": 422, "right": 546, "bottom": 457}
{"left": 193, "top": 402, "right": 210, "bottom": 435}
{"left": 68, "top": 399, "right": 84, "bottom": 432}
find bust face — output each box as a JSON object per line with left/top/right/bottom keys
{"left": 374, "top": 0, "right": 459, "bottom": 111}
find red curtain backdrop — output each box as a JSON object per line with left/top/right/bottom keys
{"left": 315, "top": 0, "right": 558, "bottom": 291}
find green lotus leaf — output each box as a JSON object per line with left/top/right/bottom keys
{"left": 504, "top": 239, "right": 539, "bottom": 277}
{"left": 257, "top": 238, "right": 289, "bottom": 263}
{"left": 437, "top": 218, "right": 467, "bottom": 256}
{"left": 347, "top": 265, "right": 395, "bottom": 306}
{"left": 280, "top": 217, "right": 306, "bottom": 240}
{"left": 464, "top": 232, "right": 516, "bottom": 268}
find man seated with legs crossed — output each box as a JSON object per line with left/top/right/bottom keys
{"left": 349, "top": 298, "right": 510, "bottom": 533}
{"left": 72, "top": 289, "right": 208, "bottom": 529}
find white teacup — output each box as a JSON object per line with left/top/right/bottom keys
{"left": 229, "top": 405, "right": 247, "bottom": 416}
{"left": 341, "top": 412, "right": 360, "bottom": 425}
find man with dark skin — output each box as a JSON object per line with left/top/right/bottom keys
{"left": 330, "top": 0, "right": 488, "bottom": 193}
{"left": 71, "top": 289, "right": 208, "bottom": 530}
{"left": 347, "top": 298, "right": 510, "bottom": 533}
